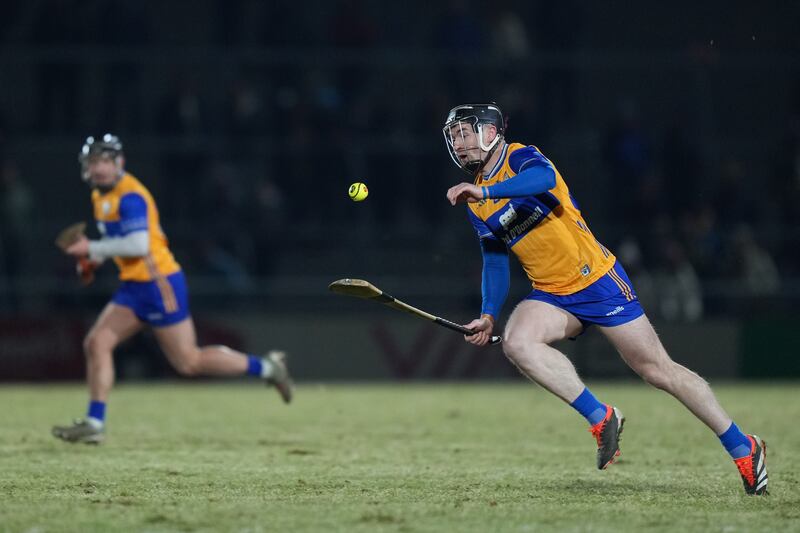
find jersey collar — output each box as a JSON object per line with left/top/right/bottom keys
{"left": 481, "top": 142, "right": 508, "bottom": 181}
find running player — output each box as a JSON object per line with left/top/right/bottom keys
{"left": 443, "top": 103, "right": 768, "bottom": 495}
{"left": 52, "top": 134, "right": 293, "bottom": 444}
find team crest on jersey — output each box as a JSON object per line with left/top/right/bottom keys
{"left": 477, "top": 198, "right": 502, "bottom": 206}
{"left": 580, "top": 264, "right": 591, "bottom": 276}
{"left": 102, "top": 200, "right": 111, "bottom": 216}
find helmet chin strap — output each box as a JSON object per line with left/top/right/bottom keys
{"left": 477, "top": 123, "right": 501, "bottom": 153}
{"left": 466, "top": 130, "right": 503, "bottom": 178}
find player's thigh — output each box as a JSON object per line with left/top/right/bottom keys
{"left": 504, "top": 299, "right": 583, "bottom": 346}
{"left": 151, "top": 317, "right": 199, "bottom": 365}
{"left": 598, "top": 313, "right": 671, "bottom": 369}
{"left": 85, "top": 303, "right": 144, "bottom": 353}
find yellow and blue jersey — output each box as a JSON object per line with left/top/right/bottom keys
{"left": 467, "top": 143, "right": 616, "bottom": 296}
{"left": 92, "top": 173, "right": 187, "bottom": 326}
{"left": 92, "top": 173, "right": 181, "bottom": 282}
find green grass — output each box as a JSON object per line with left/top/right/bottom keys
{"left": 1, "top": 382, "right": 798, "bottom": 533}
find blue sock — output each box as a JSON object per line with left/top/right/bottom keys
{"left": 718, "top": 422, "right": 752, "bottom": 459}
{"left": 570, "top": 387, "right": 608, "bottom": 426}
{"left": 87, "top": 401, "right": 106, "bottom": 423}
{"left": 246, "top": 355, "right": 263, "bottom": 377}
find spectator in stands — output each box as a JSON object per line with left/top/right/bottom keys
{"left": 0, "top": 158, "right": 33, "bottom": 311}
{"left": 653, "top": 238, "right": 703, "bottom": 322}
{"left": 730, "top": 224, "right": 780, "bottom": 298}
{"left": 604, "top": 98, "right": 653, "bottom": 228}
{"left": 30, "top": 0, "right": 85, "bottom": 133}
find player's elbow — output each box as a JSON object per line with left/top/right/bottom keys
{"left": 126, "top": 231, "right": 150, "bottom": 257}
{"left": 542, "top": 167, "right": 556, "bottom": 190}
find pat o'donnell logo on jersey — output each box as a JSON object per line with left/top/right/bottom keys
{"left": 499, "top": 205, "right": 517, "bottom": 229}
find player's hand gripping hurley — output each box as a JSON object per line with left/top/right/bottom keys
{"left": 54, "top": 222, "right": 87, "bottom": 252}
{"left": 54, "top": 221, "right": 96, "bottom": 286}
{"left": 329, "top": 278, "right": 502, "bottom": 345}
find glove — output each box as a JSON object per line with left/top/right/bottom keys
{"left": 77, "top": 257, "right": 96, "bottom": 286}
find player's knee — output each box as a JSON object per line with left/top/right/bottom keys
{"left": 637, "top": 362, "right": 672, "bottom": 391}
{"left": 502, "top": 331, "right": 524, "bottom": 359}
{"left": 83, "top": 332, "right": 109, "bottom": 358}
{"left": 172, "top": 359, "right": 201, "bottom": 377}
{"left": 502, "top": 331, "right": 543, "bottom": 363}
{"left": 169, "top": 348, "right": 202, "bottom": 376}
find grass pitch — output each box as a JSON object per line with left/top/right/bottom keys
{"left": 1, "top": 382, "right": 798, "bottom": 533}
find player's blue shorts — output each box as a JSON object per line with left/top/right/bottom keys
{"left": 111, "top": 270, "right": 190, "bottom": 327}
{"left": 524, "top": 261, "right": 644, "bottom": 330}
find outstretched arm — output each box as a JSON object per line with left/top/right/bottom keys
{"left": 62, "top": 231, "right": 148, "bottom": 258}
{"left": 482, "top": 164, "right": 555, "bottom": 199}
{"left": 464, "top": 237, "right": 509, "bottom": 346}
{"left": 447, "top": 165, "right": 556, "bottom": 205}
{"left": 66, "top": 192, "right": 151, "bottom": 262}
{"left": 480, "top": 237, "right": 510, "bottom": 320}
{"left": 87, "top": 230, "right": 149, "bottom": 262}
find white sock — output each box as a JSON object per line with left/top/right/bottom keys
{"left": 87, "top": 417, "right": 104, "bottom": 429}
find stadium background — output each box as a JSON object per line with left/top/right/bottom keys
{"left": 1, "top": 0, "right": 799, "bottom": 381}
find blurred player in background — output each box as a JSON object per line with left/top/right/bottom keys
{"left": 52, "top": 134, "right": 293, "bottom": 444}
{"left": 443, "top": 103, "right": 768, "bottom": 495}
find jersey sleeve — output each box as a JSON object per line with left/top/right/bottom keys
{"left": 467, "top": 208, "right": 496, "bottom": 240}
{"left": 118, "top": 192, "right": 149, "bottom": 235}
{"left": 482, "top": 146, "right": 557, "bottom": 200}
{"left": 468, "top": 208, "right": 508, "bottom": 318}
{"left": 480, "top": 237, "right": 510, "bottom": 318}
{"left": 508, "top": 146, "right": 555, "bottom": 174}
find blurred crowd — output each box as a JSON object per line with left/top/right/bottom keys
{"left": 600, "top": 98, "right": 797, "bottom": 320}
{"left": 1, "top": 0, "right": 799, "bottom": 320}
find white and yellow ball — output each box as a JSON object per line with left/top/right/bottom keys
{"left": 348, "top": 182, "right": 369, "bottom": 202}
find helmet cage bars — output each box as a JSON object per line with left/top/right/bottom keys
{"left": 78, "top": 133, "right": 124, "bottom": 183}
{"left": 442, "top": 103, "right": 505, "bottom": 176}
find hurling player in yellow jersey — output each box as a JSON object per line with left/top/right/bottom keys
{"left": 52, "top": 134, "right": 293, "bottom": 444}
{"left": 444, "top": 104, "right": 767, "bottom": 495}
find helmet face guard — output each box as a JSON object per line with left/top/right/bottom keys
{"left": 442, "top": 103, "right": 505, "bottom": 177}
{"left": 78, "top": 134, "right": 124, "bottom": 186}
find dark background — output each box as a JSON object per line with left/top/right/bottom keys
{"left": 1, "top": 0, "right": 798, "bottom": 379}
